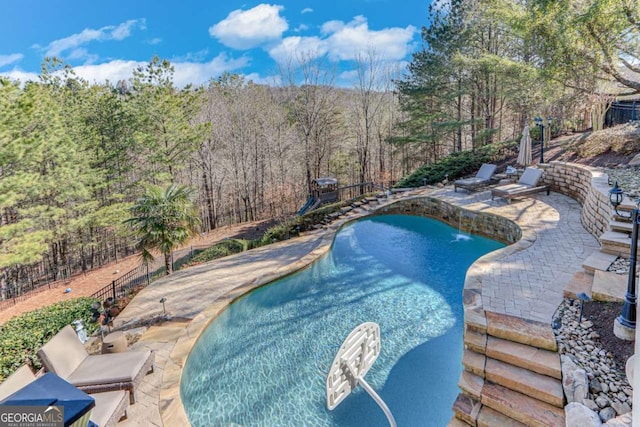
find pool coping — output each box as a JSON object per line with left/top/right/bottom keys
{"left": 157, "top": 228, "right": 337, "bottom": 426}
{"left": 157, "top": 189, "right": 539, "bottom": 426}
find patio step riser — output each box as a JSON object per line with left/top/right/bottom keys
{"left": 563, "top": 271, "right": 594, "bottom": 299}
{"left": 485, "top": 336, "right": 561, "bottom": 379}
{"left": 610, "top": 219, "right": 633, "bottom": 234}
{"left": 461, "top": 351, "right": 563, "bottom": 406}
{"left": 458, "top": 310, "right": 564, "bottom": 425}
{"left": 447, "top": 415, "right": 472, "bottom": 427}
{"left": 600, "top": 231, "right": 638, "bottom": 258}
{"left": 581, "top": 251, "right": 618, "bottom": 275}
{"left": 452, "top": 393, "right": 482, "bottom": 426}
{"left": 481, "top": 383, "right": 565, "bottom": 426}
{"left": 477, "top": 406, "right": 526, "bottom": 427}
{"left": 452, "top": 389, "right": 543, "bottom": 427}
{"left": 486, "top": 312, "right": 557, "bottom": 351}
{"left": 485, "top": 358, "right": 564, "bottom": 407}
{"left": 463, "top": 327, "right": 487, "bottom": 354}
{"left": 613, "top": 213, "right": 635, "bottom": 222}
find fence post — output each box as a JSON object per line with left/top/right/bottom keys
{"left": 111, "top": 281, "right": 116, "bottom": 300}
{"left": 146, "top": 263, "right": 150, "bottom": 286}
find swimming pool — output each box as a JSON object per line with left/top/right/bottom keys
{"left": 181, "top": 214, "right": 504, "bottom": 426}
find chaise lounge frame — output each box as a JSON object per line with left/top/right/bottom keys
{"left": 454, "top": 163, "right": 499, "bottom": 192}
{"left": 37, "top": 325, "right": 154, "bottom": 404}
{"left": 0, "top": 364, "right": 129, "bottom": 427}
{"left": 491, "top": 167, "right": 550, "bottom": 203}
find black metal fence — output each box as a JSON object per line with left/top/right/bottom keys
{"left": 92, "top": 263, "right": 151, "bottom": 302}
{"left": 89, "top": 185, "right": 382, "bottom": 304}
{"left": 605, "top": 101, "right": 640, "bottom": 127}
{"left": 4, "top": 180, "right": 382, "bottom": 308}
{"left": 0, "top": 240, "right": 138, "bottom": 304}
{"left": 337, "top": 182, "right": 375, "bottom": 200}
{"left": 0, "top": 280, "right": 66, "bottom": 311}
{"left": 90, "top": 244, "right": 205, "bottom": 303}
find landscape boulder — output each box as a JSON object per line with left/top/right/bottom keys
{"left": 565, "top": 402, "right": 602, "bottom": 427}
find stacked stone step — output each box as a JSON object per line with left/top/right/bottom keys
{"left": 567, "top": 252, "right": 631, "bottom": 303}
{"left": 600, "top": 231, "right": 639, "bottom": 257}
{"left": 600, "top": 199, "right": 637, "bottom": 256}
{"left": 450, "top": 312, "right": 565, "bottom": 426}
{"left": 609, "top": 219, "right": 633, "bottom": 234}
{"left": 584, "top": 199, "right": 638, "bottom": 301}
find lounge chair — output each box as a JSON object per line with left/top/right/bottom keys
{"left": 491, "top": 167, "right": 550, "bottom": 203}
{"left": 37, "top": 325, "right": 154, "bottom": 404}
{"left": 0, "top": 365, "right": 129, "bottom": 427}
{"left": 0, "top": 365, "right": 37, "bottom": 402}
{"left": 454, "top": 164, "right": 498, "bottom": 192}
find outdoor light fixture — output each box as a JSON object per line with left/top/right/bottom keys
{"left": 577, "top": 292, "right": 592, "bottom": 324}
{"left": 159, "top": 297, "right": 167, "bottom": 315}
{"left": 534, "top": 117, "right": 552, "bottom": 164}
{"left": 608, "top": 181, "right": 640, "bottom": 339}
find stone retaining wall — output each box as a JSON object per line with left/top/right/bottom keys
{"left": 541, "top": 162, "right": 611, "bottom": 238}
{"left": 376, "top": 164, "right": 616, "bottom": 425}
{"left": 375, "top": 196, "right": 521, "bottom": 245}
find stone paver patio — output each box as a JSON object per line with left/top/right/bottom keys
{"left": 113, "top": 186, "right": 599, "bottom": 426}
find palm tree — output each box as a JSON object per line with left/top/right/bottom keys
{"left": 125, "top": 184, "right": 201, "bottom": 274}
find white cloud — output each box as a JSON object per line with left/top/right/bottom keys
{"left": 68, "top": 48, "right": 99, "bottom": 64}
{"left": 321, "top": 19, "right": 347, "bottom": 35}
{"left": 1, "top": 53, "right": 250, "bottom": 88}
{"left": 323, "top": 16, "right": 415, "bottom": 61}
{"left": 338, "top": 69, "right": 359, "bottom": 83}
{"left": 301, "top": 7, "right": 313, "bottom": 14}
{"left": 147, "top": 37, "right": 162, "bottom": 45}
{"left": 269, "top": 16, "right": 416, "bottom": 64}
{"left": 72, "top": 59, "right": 145, "bottom": 83}
{"left": 0, "top": 53, "right": 24, "bottom": 68}
{"left": 294, "top": 24, "right": 309, "bottom": 33}
{"left": 268, "top": 36, "right": 327, "bottom": 63}
{"left": 111, "top": 19, "right": 143, "bottom": 40}
{"left": 243, "top": 72, "right": 281, "bottom": 85}
{"left": 66, "top": 53, "right": 249, "bottom": 87}
{"left": 0, "top": 68, "right": 39, "bottom": 83}
{"left": 41, "top": 19, "right": 145, "bottom": 58}
{"left": 209, "top": 4, "right": 288, "bottom": 50}
{"left": 172, "top": 53, "right": 250, "bottom": 86}
{"left": 172, "top": 49, "right": 210, "bottom": 63}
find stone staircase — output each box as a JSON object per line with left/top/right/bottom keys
{"left": 564, "top": 198, "right": 637, "bottom": 303}
{"left": 599, "top": 199, "right": 638, "bottom": 257}
{"left": 447, "top": 162, "right": 636, "bottom": 426}
{"left": 450, "top": 311, "right": 565, "bottom": 426}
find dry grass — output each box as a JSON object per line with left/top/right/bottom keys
{"left": 564, "top": 122, "right": 640, "bottom": 158}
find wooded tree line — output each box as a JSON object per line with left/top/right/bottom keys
{"left": 396, "top": 0, "right": 640, "bottom": 161}
{"left": 0, "top": 54, "right": 405, "bottom": 296}
{"left": 1, "top": 0, "right": 638, "bottom": 296}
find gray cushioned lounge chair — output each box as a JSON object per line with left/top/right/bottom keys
{"left": 454, "top": 163, "right": 498, "bottom": 192}
{"left": 0, "top": 364, "right": 129, "bottom": 427}
{"left": 37, "top": 325, "right": 154, "bottom": 404}
{"left": 491, "top": 167, "right": 550, "bottom": 203}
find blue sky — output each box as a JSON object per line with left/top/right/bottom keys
{"left": 0, "top": 1, "right": 430, "bottom": 87}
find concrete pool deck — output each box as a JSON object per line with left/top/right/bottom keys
{"left": 113, "top": 186, "right": 599, "bottom": 426}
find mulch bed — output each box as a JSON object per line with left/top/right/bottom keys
{"left": 582, "top": 300, "right": 635, "bottom": 371}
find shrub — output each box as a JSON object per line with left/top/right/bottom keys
{"left": 0, "top": 297, "right": 99, "bottom": 381}
{"left": 182, "top": 239, "right": 247, "bottom": 267}
{"left": 182, "top": 196, "right": 375, "bottom": 264}
{"left": 394, "top": 140, "right": 519, "bottom": 188}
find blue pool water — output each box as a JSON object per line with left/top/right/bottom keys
{"left": 181, "top": 214, "right": 504, "bottom": 426}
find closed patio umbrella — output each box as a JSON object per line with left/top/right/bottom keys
{"left": 517, "top": 124, "right": 532, "bottom": 166}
